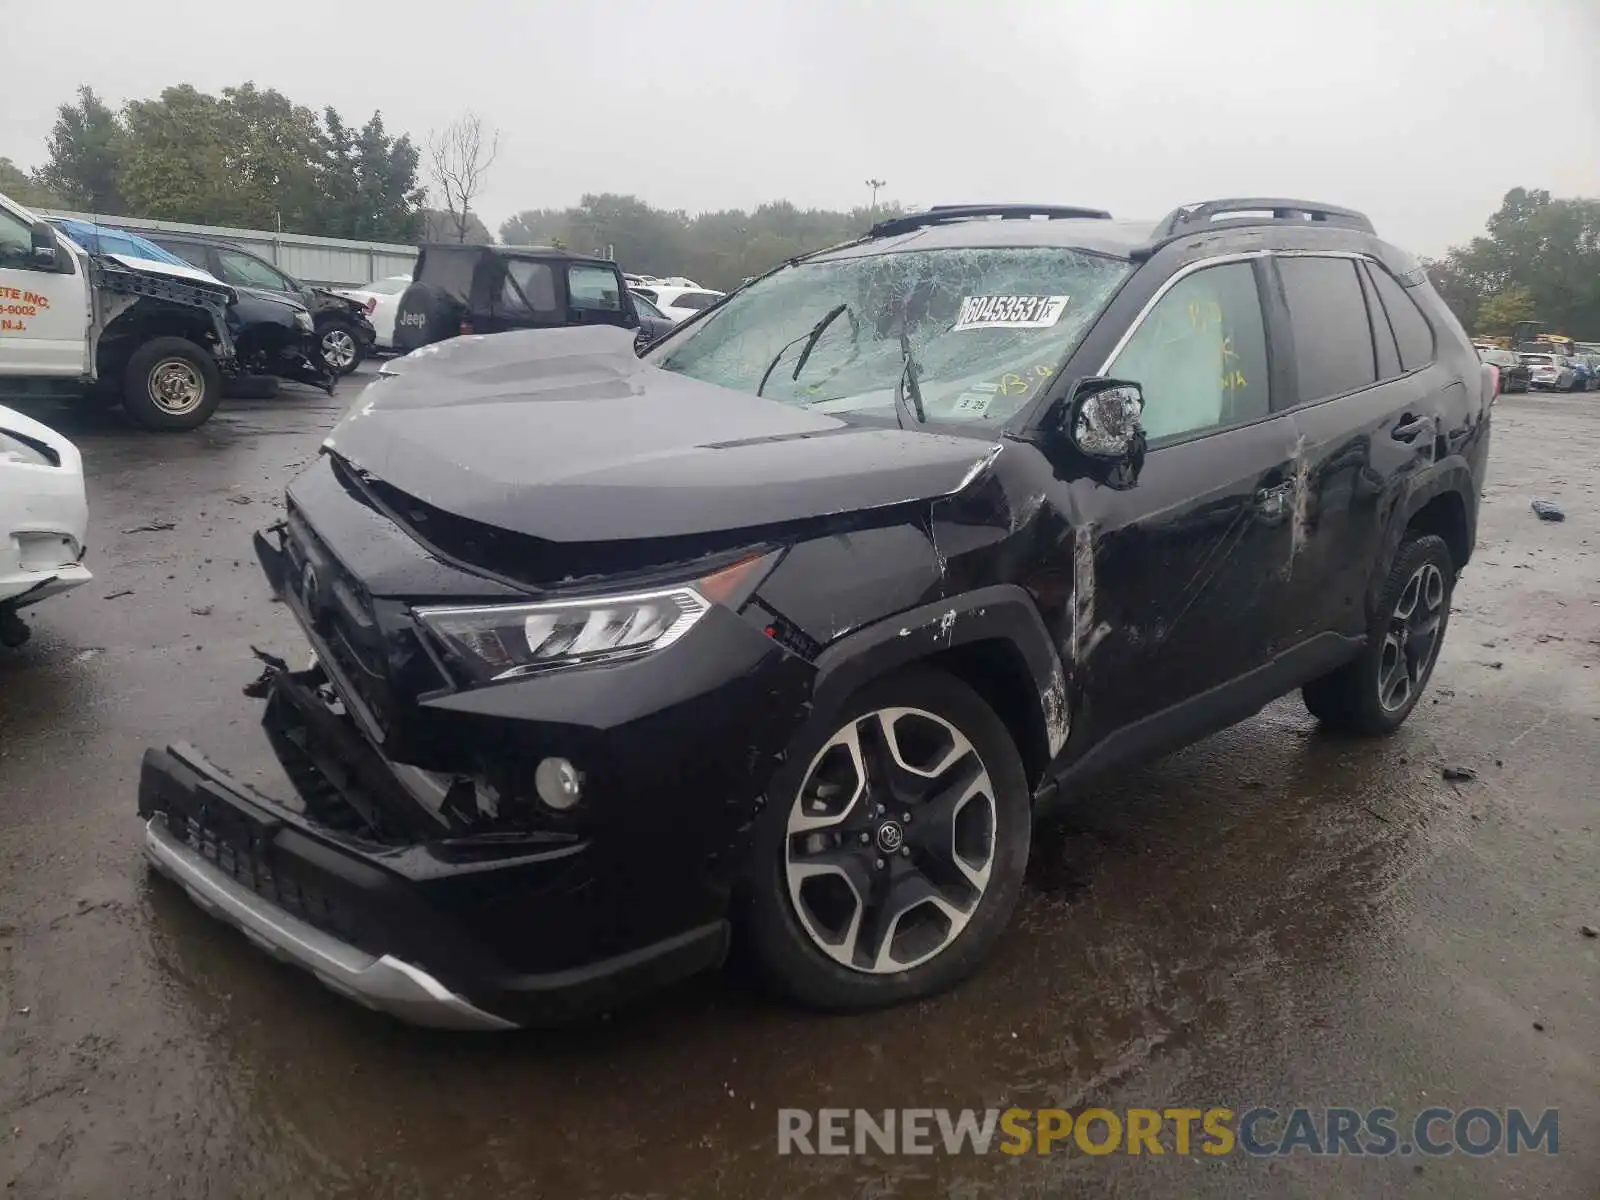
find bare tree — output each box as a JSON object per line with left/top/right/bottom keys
{"left": 427, "top": 113, "right": 501, "bottom": 243}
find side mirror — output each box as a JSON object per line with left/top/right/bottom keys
{"left": 29, "top": 222, "right": 58, "bottom": 269}
{"left": 1064, "top": 377, "right": 1146, "bottom": 460}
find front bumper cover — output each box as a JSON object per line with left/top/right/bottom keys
{"left": 138, "top": 733, "right": 732, "bottom": 1029}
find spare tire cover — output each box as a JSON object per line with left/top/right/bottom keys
{"left": 393, "top": 282, "right": 464, "bottom": 354}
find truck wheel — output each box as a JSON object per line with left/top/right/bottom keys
{"left": 318, "top": 318, "right": 365, "bottom": 376}
{"left": 122, "top": 338, "right": 222, "bottom": 431}
{"left": 740, "top": 667, "right": 1031, "bottom": 1010}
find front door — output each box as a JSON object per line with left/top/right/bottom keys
{"left": 0, "top": 201, "right": 90, "bottom": 378}
{"left": 566, "top": 263, "right": 637, "bottom": 332}
{"left": 1067, "top": 258, "right": 1299, "bottom": 752}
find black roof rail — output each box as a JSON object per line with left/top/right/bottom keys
{"left": 869, "top": 204, "right": 1112, "bottom": 239}
{"left": 1152, "top": 197, "right": 1375, "bottom": 239}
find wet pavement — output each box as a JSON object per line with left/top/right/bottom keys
{"left": 1, "top": 376, "right": 1597, "bottom": 1198}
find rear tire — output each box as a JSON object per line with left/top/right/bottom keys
{"left": 121, "top": 338, "right": 222, "bottom": 431}
{"left": 741, "top": 667, "right": 1031, "bottom": 1011}
{"left": 1303, "top": 534, "right": 1454, "bottom": 735}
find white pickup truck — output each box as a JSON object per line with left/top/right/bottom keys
{"left": 0, "top": 190, "right": 255, "bottom": 430}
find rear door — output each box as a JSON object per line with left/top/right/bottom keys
{"left": 0, "top": 199, "right": 89, "bottom": 378}
{"left": 1072, "top": 257, "right": 1300, "bottom": 746}
{"left": 1270, "top": 253, "right": 1446, "bottom": 646}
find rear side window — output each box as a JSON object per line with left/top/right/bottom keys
{"left": 633, "top": 288, "right": 658, "bottom": 303}
{"left": 1278, "top": 257, "right": 1376, "bottom": 403}
{"left": 676, "top": 291, "right": 721, "bottom": 311}
{"left": 1366, "top": 265, "right": 1435, "bottom": 371}
{"left": 501, "top": 259, "right": 557, "bottom": 315}
{"left": 1357, "top": 264, "right": 1402, "bottom": 380}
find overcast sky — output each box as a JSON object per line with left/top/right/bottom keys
{"left": 2, "top": 0, "right": 1595, "bottom": 255}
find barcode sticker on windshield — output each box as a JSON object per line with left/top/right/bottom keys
{"left": 952, "top": 295, "right": 1069, "bottom": 332}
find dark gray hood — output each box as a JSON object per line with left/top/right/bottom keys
{"left": 326, "top": 326, "right": 1003, "bottom": 543}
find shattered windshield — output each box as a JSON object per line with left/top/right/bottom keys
{"left": 645, "top": 246, "right": 1133, "bottom": 427}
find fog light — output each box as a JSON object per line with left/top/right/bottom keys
{"left": 535, "top": 757, "right": 583, "bottom": 810}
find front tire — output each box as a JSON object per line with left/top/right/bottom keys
{"left": 318, "top": 318, "right": 365, "bottom": 377}
{"left": 1303, "top": 534, "right": 1454, "bottom": 735}
{"left": 121, "top": 338, "right": 222, "bottom": 431}
{"left": 741, "top": 667, "right": 1031, "bottom": 1010}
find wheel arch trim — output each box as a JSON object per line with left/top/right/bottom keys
{"left": 810, "top": 584, "right": 1068, "bottom": 767}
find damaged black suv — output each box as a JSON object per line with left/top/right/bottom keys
{"left": 138, "top": 200, "right": 1492, "bottom": 1029}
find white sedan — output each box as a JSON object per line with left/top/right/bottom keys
{"left": 1, "top": 406, "right": 91, "bottom": 647}
{"left": 630, "top": 284, "right": 725, "bottom": 323}
{"left": 333, "top": 274, "right": 414, "bottom": 350}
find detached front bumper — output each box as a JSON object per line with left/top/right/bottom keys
{"left": 138, "top": 720, "right": 733, "bottom": 1029}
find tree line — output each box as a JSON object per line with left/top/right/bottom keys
{"left": 1426, "top": 188, "right": 1600, "bottom": 341}
{"left": 4, "top": 83, "right": 429, "bottom": 242}
{"left": 499, "top": 195, "right": 906, "bottom": 290}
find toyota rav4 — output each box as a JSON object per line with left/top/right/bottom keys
{"left": 138, "top": 200, "right": 1492, "bottom": 1029}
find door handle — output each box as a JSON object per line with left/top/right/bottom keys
{"left": 1392, "top": 414, "right": 1432, "bottom": 442}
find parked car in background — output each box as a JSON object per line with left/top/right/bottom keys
{"left": 1568, "top": 355, "right": 1594, "bottom": 392}
{"left": 1, "top": 403, "right": 90, "bottom": 646}
{"left": 1521, "top": 352, "right": 1576, "bottom": 391}
{"left": 1578, "top": 354, "right": 1600, "bottom": 390}
{"left": 392, "top": 244, "right": 652, "bottom": 355}
{"left": 2, "top": 191, "right": 329, "bottom": 430}
{"left": 48, "top": 219, "right": 334, "bottom": 398}
{"left": 1477, "top": 347, "right": 1529, "bottom": 392}
{"left": 139, "top": 199, "right": 1491, "bottom": 1027}
{"left": 333, "top": 274, "right": 413, "bottom": 351}
{"left": 628, "top": 289, "right": 679, "bottom": 342}
{"left": 132, "top": 231, "right": 378, "bottom": 377}
{"left": 631, "top": 284, "right": 726, "bottom": 322}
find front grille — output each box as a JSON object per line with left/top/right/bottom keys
{"left": 281, "top": 507, "right": 394, "bottom": 734}
{"left": 170, "top": 810, "right": 367, "bottom": 945}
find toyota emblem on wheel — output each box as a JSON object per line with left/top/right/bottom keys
{"left": 875, "top": 822, "right": 905, "bottom": 854}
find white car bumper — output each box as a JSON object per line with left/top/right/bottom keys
{"left": 1, "top": 406, "right": 92, "bottom": 610}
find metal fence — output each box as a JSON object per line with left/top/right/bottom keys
{"left": 38, "top": 208, "right": 418, "bottom": 288}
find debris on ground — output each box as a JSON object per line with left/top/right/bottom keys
{"left": 1582, "top": 925, "right": 1598, "bottom": 939}
{"left": 1442, "top": 765, "right": 1477, "bottom": 782}
{"left": 189, "top": 606, "right": 213, "bottom": 617}
{"left": 104, "top": 589, "right": 134, "bottom": 600}
{"left": 1530, "top": 500, "right": 1565, "bottom": 522}
{"left": 226, "top": 494, "right": 253, "bottom": 506}
{"left": 121, "top": 519, "right": 176, "bottom": 533}
{"left": 1533, "top": 1021, "right": 1546, "bottom": 1032}
{"left": 1485, "top": 661, "right": 1504, "bottom": 669}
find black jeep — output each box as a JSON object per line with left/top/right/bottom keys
{"left": 139, "top": 200, "right": 1492, "bottom": 1028}
{"left": 392, "top": 244, "right": 675, "bottom": 356}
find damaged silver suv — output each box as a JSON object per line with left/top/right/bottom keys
{"left": 138, "top": 200, "right": 1492, "bottom": 1029}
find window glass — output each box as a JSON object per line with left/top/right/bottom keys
{"left": 1108, "top": 262, "right": 1269, "bottom": 441}
{"left": 1358, "top": 263, "right": 1403, "bottom": 380}
{"left": 217, "top": 249, "right": 294, "bottom": 291}
{"left": 630, "top": 291, "right": 664, "bottom": 318}
{"left": 675, "top": 291, "right": 722, "bottom": 311}
{"left": 649, "top": 246, "right": 1133, "bottom": 428}
{"left": 568, "top": 264, "right": 622, "bottom": 311}
{"left": 633, "top": 288, "right": 658, "bottom": 303}
{"left": 1367, "top": 265, "right": 1435, "bottom": 371}
{"left": 1278, "top": 257, "right": 1377, "bottom": 402}
{"left": 0, "top": 207, "right": 35, "bottom": 268}
{"left": 501, "top": 259, "right": 557, "bottom": 314}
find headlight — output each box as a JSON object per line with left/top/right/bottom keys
{"left": 0, "top": 430, "right": 58, "bottom": 467}
{"left": 415, "top": 553, "right": 775, "bottom": 683}
{"left": 294, "top": 309, "right": 314, "bottom": 332}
